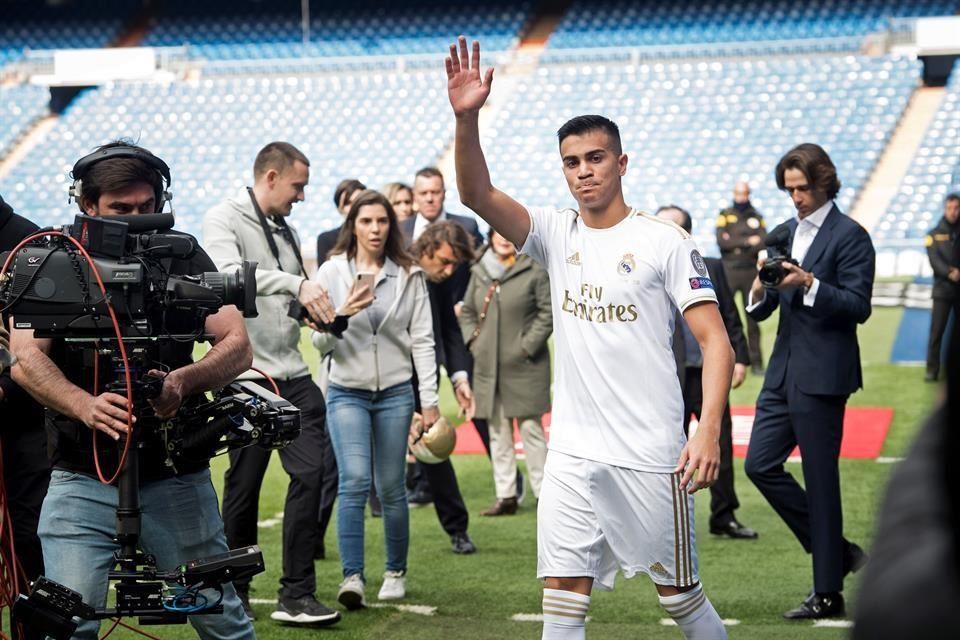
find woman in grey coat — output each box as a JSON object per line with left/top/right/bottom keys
{"left": 460, "top": 229, "right": 552, "bottom": 515}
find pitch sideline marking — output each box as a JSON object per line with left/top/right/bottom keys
{"left": 249, "top": 598, "right": 437, "bottom": 616}
{"left": 257, "top": 512, "right": 284, "bottom": 528}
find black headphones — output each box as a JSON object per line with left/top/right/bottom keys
{"left": 69, "top": 145, "right": 173, "bottom": 212}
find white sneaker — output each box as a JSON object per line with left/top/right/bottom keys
{"left": 378, "top": 570, "right": 406, "bottom": 601}
{"left": 337, "top": 573, "right": 366, "bottom": 610}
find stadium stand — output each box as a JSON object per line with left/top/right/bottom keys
{"left": 141, "top": 0, "right": 531, "bottom": 60}
{"left": 481, "top": 55, "right": 920, "bottom": 254}
{"left": 0, "top": 72, "right": 453, "bottom": 253}
{"left": 878, "top": 64, "right": 960, "bottom": 245}
{"left": 0, "top": 85, "right": 49, "bottom": 156}
{"left": 548, "top": 0, "right": 960, "bottom": 53}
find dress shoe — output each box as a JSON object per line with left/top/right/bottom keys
{"left": 784, "top": 592, "right": 845, "bottom": 619}
{"left": 843, "top": 542, "right": 868, "bottom": 578}
{"left": 924, "top": 370, "right": 939, "bottom": 383}
{"left": 751, "top": 364, "right": 765, "bottom": 376}
{"left": 481, "top": 497, "right": 518, "bottom": 516}
{"left": 407, "top": 489, "right": 433, "bottom": 508}
{"left": 450, "top": 531, "right": 477, "bottom": 554}
{"left": 709, "top": 520, "right": 758, "bottom": 539}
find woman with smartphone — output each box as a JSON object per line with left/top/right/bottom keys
{"left": 312, "top": 189, "right": 438, "bottom": 609}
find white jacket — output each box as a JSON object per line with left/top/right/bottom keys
{"left": 312, "top": 254, "right": 438, "bottom": 407}
{"left": 202, "top": 188, "right": 309, "bottom": 381}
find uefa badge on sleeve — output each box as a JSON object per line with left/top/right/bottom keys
{"left": 690, "top": 250, "right": 707, "bottom": 276}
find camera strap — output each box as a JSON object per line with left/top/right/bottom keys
{"left": 247, "top": 188, "right": 307, "bottom": 279}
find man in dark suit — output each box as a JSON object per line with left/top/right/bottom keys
{"left": 315, "top": 178, "right": 365, "bottom": 265}
{"left": 743, "top": 143, "right": 874, "bottom": 620}
{"left": 406, "top": 221, "right": 480, "bottom": 554}
{"left": 658, "top": 205, "right": 758, "bottom": 540}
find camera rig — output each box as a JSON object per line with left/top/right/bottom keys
{"left": 1, "top": 214, "right": 296, "bottom": 637}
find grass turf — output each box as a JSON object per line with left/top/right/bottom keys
{"left": 79, "top": 306, "right": 943, "bottom": 638}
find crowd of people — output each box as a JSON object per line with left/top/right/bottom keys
{"left": 2, "top": 35, "right": 958, "bottom": 640}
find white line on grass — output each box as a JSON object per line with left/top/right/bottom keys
{"left": 876, "top": 457, "right": 904, "bottom": 464}
{"left": 250, "top": 598, "right": 436, "bottom": 616}
{"left": 511, "top": 614, "right": 592, "bottom": 622}
{"left": 257, "top": 512, "right": 284, "bottom": 528}
{"left": 813, "top": 620, "right": 853, "bottom": 628}
{"left": 660, "top": 619, "right": 740, "bottom": 626}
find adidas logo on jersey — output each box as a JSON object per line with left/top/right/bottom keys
{"left": 649, "top": 562, "right": 671, "bottom": 579}
{"left": 566, "top": 251, "right": 581, "bottom": 265}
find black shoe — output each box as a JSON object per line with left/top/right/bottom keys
{"left": 751, "top": 364, "right": 765, "bottom": 376}
{"left": 271, "top": 594, "right": 342, "bottom": 626}
{"left": 236, "top": 587, "right": 255, "bottom": 621}
{"left": 843, "top": 542, "right": 868, "bottom": 578}
{"left": 407, "top": 489, "right": 433, "bottom": 508}
{"left": 925, "top": 370, "right": 939, "bottom": 382}
{"left": 784, "top": 592, "right": 845, "bottom": 619}
{"left": 709, "top": 520, "right": 758, "bottom": 539}
{"left": 450, "top": 531, "right": 477, "bottom": 554}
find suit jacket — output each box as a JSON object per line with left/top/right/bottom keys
{"left": 673, "top": 257, "right": 750, "bottom": 391}
{"left": 316, "top": 225, "right": 342, "bottom": 267}
{"left": 400, "top": 212, "right": 484, "bottom": 302}
{"left": 747, "top": 205, "right": 875, "bottom": 396}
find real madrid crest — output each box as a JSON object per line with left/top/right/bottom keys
{"left": 617, "top": 253, "right": 636, "bottom": 276}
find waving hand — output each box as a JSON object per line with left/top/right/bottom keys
{"left": 446, "top": 36, "right": 494, "bottom": 116}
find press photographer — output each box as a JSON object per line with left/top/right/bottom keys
{"left": 6, "top": 141, "right": 257, "bottom": 639}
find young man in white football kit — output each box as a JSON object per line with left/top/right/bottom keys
{"left": 445, "top": 38, "right": 734, "bottom": 639}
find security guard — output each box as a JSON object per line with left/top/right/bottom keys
{"left": 924, "top": 193, "right": 959, "bottom": 382}
{"left": 716, "top": 181, "right": 766, "bottom": 374}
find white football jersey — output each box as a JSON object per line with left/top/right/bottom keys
{"left": 521, "top": 206, "right": 718, "bottom": 472}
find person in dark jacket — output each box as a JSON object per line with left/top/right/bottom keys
{"left": 0, "top": 193, "right": 50, "bottom": 585}
{"left": 659, "top": 205, "right": 757, "bottom": 539}
{"left": 923, "top": 192, "right": 959, "bottom": 382}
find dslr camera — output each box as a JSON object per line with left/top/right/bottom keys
{"left": 758, "top": 223, "right": 800, "bottom": 288}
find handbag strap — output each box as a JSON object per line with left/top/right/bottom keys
{"left": 467, "top": 280, "right": 499, "bottom": 347}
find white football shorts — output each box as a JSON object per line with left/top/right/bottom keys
{"left": 537, "top": 450, "right": 698, "bottom": 591}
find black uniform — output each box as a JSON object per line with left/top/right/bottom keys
{"left": 0, "top": 195, "right": 50, "bottom": 583}
{"left": 925, "top": 216, "right": 959, "bottom": 379}
{"left": 716, "top": 203, "right": 766, "bottom": 369}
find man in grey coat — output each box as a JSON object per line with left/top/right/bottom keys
{"left": 202, "top": 141, "right": 341, "bottom": 626}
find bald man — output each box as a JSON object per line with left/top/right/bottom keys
{"left": 716, "top": 182, "right": 766, "bottom": 374}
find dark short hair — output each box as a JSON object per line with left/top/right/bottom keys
{"left": 329, "top": 190, "right": 412, "bottom": 269}
{"left": 775, "top": 143, "right": 841, "bottom": 200}
{"left": 410, "top": 220, "right": 476, "bottom": 263}
{"left": 253, "top": 141, "right": 309, "bottom": 179}
{"left": 655, "top": 204, "right": 692, "bottom": 233}
{"left": 557, "top": 115, "right": 622, "bottom": 155}
{"left": 333, "top": 178, "right": 366, "bottom": 209}
{"left": 76, "top": 140, "right": 166, "bottom": 212}
{"left": 414, "top": 166, "right": 444, "bottom": 185}
{"left": 946, "top": 192, "right": 960, "bottom": 206}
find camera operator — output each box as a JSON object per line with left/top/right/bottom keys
{"left": 202, "top": 141, "right": 341, "bottom": 626}
{"left": 743, "top": 143, "right": 875, "bottom": 620}
{"left": 0, "top": 193, "right": 50, "bottom": 586}
{"left": 9, "top": 142, "right": 255, "bottom": 639}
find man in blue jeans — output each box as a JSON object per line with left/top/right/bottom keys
{"left": 11, "top": 142, "right": 257, "bottom": 639}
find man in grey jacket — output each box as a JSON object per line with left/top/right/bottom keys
{"left": 203, "top": 141, "right": 341, "bottom": 626}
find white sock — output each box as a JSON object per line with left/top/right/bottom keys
{"left": 658, "top": 584, "right": 727, "bottom": 640}
{"left": 542, "top": 588, "right": 590, "bottom": 640}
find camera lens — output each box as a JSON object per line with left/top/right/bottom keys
{"left": 758, "top": 260, "right": 784, "bottom": 287}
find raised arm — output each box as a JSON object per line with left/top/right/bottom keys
{"left": 446, "top": 36, "right": 530, "bottom": 247}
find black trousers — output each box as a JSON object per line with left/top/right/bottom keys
{"left": 410, "top": 376, "right": 470, "bottom": 537}
{"left": 221, "top": 375, "right": 329, "bottom": 598}
{"left": 725, "top": 263, "right": 763, "bottom": 367}
{"left": 2, "top": 421, "right": 50, "bottom": 583}
{"left": 926, "top": 297, "right": 954, "bottom": 375}
{"left": 744, "top": 376, "right": 857, "bottom": 593}
{"left": 681, "top": 367, "right": 739, "bottom": 529}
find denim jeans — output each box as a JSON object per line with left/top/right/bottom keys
{"left": 38, "top": 469, "right": 254, "bottom": 640}
{"left": 326, "top": 381, "right": 414, "bottom": 579}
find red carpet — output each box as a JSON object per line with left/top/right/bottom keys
{"left": 453, "top": 407, "right": 893, "bottom": 460}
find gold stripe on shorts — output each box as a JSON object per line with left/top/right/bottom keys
{"left": 672, "top": 473, "right": 692, "bottom": 587}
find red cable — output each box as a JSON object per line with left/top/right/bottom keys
{"left": 249, "top": 367, "right": 280, "bottom": 395}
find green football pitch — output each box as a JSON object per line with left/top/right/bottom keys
{"left": 64, "top": 306, "right": 947, "bottom": 638}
